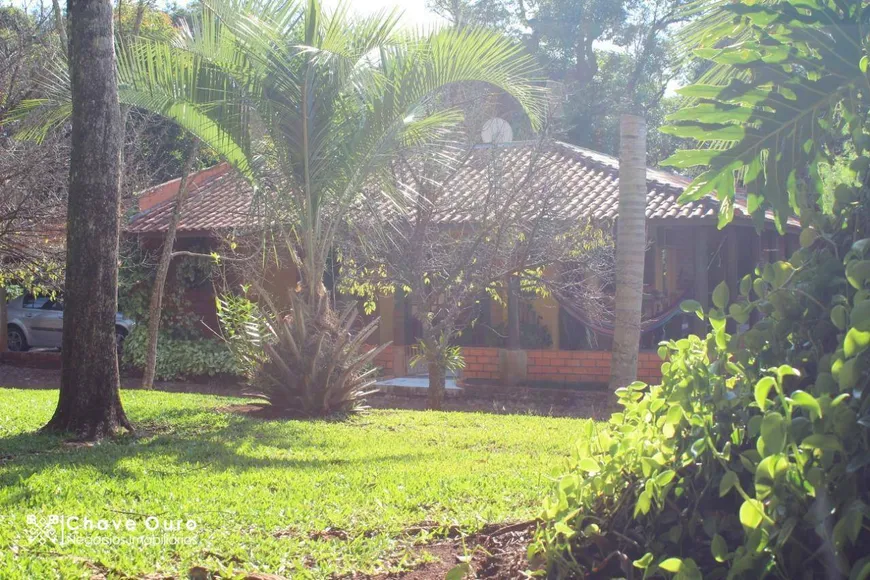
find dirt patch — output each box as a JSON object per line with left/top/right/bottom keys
{"left": 216, "top": 403, "right": 286, "bottom": 420}
{"left": 339, "top": 521, "right": 540, "bottom": 580}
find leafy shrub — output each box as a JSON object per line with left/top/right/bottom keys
{"left": 117, "top": 242, "right": 238, "bottom": 381}
{"left": 410, "top": 339, "right": 466, "bottom": 373}
{"left": 535, "top": 215, "right": 870, "bottom": 578}
{"left": 217, "top": 289, "right": 385, "bottom": 416}
{"left": 121, "top": 325, "right": 241, "bottom": 381}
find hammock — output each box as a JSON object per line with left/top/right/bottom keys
{"left": 559, "top": 289, "right": 692, "bottom": 337}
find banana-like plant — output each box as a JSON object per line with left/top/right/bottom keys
{"left": 11, "top": 0, "right": 546, "bottom": 415}
{"left": 661, "top": 0, "right": 869, "bottom": 230}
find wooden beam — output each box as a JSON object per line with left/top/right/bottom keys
{"left": 726, "top": 229, "right": 740, "bottom": 332}
{"left": 653, "top": 227, "right": 664, "bottom": 293}
{"left": 693, "top": 227, "right": 709, "bottom": 335}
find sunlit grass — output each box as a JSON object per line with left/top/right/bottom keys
{"left": 0, "top": 388, "right": 590, "bottom": 579}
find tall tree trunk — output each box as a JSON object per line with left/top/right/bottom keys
{"left": 44, "top": 0, "right": 130, "bottom": 438}
{"left": 427, "top": 358, "right": 446, "bottom": 411}
{"left": 609, "top": 114, "right": 647, "bottom": 391}
{"left": 52, "top": 0, "right": 68, "bottom": 51}
{"left": 141, "top": 140, "right": 200, "bottom": 389}
{"left": 132, "top": 0, "right": 147, "bottom": 34}
{"left": 0, "top": 287, "right": 7, "bottom": 353}
{"left": 506, "top": 275, "right": 520, "bottom": 350}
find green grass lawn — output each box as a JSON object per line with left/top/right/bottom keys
{"left": 0, "top": 388, "right": 590, "bottom": 579}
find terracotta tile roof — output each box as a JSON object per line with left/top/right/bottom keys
{"left": 127, "top": 165, "right": 257, "bottom": 234}
{"left": 126, "top": 141, "right": 780, "bottom": 234}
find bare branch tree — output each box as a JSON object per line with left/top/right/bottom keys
{"left": 340, "top": 130, "right": 613, "bottom": 409}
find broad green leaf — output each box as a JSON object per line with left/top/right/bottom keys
{"left": 831, "top": 305, "right": 849, "bottom": 330}
{"left": 635, "top": 490, "right": 652, "bottom": 517}
{"left": 759, "top": 413, "right": 786, "bottom": 456}
{"left": 799, "top": 228, "right": 818, "bottom": 248}
{"left": 659, "top": 557, "right": 682, "bottom": 573}
{"left": 771, "top": 262, "right": 794, "bottom": 289}
{"left": 846, "top": 260, "right": 870, "bottom": 290}
{"left": 753, "top": 278, "right": 767, "bottom": 299}
{"left": 740, "top": 499, "right": 765, "bottom": 529}
{"left": 664, "top": 405, "right": 684, "bottom": 426}
{"left": 754, "top": 377, "right": 776, "bottom": 411}
{"left": 720, "top": 470, "right": 738, "bottom": 497}
{"left": 660, "top": 149, "right": 721, "bottom": 169}
{"left": 659, "top": 122, "right": 746, "bottom": 141}
{"left": 801, "top": 434, "right": 843, "bottom": 452}
{"left": 755, "top": 454, "right": 788, "bottom": 500}
{"left": 790, "top": 391, "right": 822, "bottom": 419}
{"left": 681, "top": 300, "right": 704, "bottom": 319}
{"left": 711, "top": 533, "right": 728, "bottom": 562}
{"left": 655, "top": 469, "right": 677, "bottom": 487}
{"left": 730, "top": 303, "right": 750, "bottom": 324}
{"left": 578, "top": 458, "right": 599, "bottom": 473}
{"left": 775, "top": 365, "right": 799, "bottom": 381}
{"left": 851, "top": 300, "right": 870, "bottom": 331}
{"left": 845, "top": 328, "right": 870, "bottom": 358}
{"left": 675, "top": 558, "right": 703, "bottom": 580}
{"left": 713, "top": 281, "right": 730, "bottom": 309}
{"left": 633, "top": 552, "right": 654, "bottom": 569}
{"left": 839, "top": 358, "right": 859, "bottom": 391}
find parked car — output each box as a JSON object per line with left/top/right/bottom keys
{"left": 6, "top": 295, "right": 135, "bottom": 352}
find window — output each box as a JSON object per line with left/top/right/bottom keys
{"left": 22, "top": 295, "right": 62, "bottom": 310}
{"left": 22, "top": 295, "right": 50, "bottom": 310}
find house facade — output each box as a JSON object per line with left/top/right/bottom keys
{"left": 126, "top": 141, "right": 798, "bottom": 387}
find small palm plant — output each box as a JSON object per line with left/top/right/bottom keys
{"left": 11, "top": 0, "right": 546, "bottom": 415}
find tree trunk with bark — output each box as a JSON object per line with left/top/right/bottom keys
{"left": 0, "top": 287, "right": 7, "bottom": 353}
{"left": 142, "top": 140, "right": 200, "bottom": 389}
{"left": 427, "top": 358, "right": 446, "bottom": 411}
{"left": 609, "top": 114, "right": 647, "bottom": 391}
{"left": 44, "top": 0, "right": 130, "bottom": 438}
{"left": 52, "top": 0, "right": 68, "bottom": 51}
{"left": 506, "top": 275, "right": 521, "bottom": 350}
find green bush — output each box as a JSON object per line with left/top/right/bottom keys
{"left": 535, "top": 216, "right": 870, "bottom": 578}
{"left": 216, "top": 290, "right": 384, "bottom": 415}
{"left": 121, "top": 325, "right": 241, "bottom": 381}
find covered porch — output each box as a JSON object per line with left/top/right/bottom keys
{"left": 372, "top": 220, "right": 798, "bottom": 386}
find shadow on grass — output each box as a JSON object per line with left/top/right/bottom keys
{"left": 0, "top": 403, "right": 431, "bottom": 494}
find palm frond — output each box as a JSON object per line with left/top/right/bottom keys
{"left": 662, "top": 0, "right": 867, "bottom": 230}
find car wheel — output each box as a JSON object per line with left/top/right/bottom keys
{"left": 7, "top": 326, "right": 28, "bottom": 352}
{"left": 115, "top": 327, "right": 128, "bottom": 354}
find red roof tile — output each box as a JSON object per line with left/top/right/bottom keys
{"left": 126, "top": 141, "right": 782, "bottom": 234}
{"left": 127, "top": 166, "right": 257, "bottom": 234}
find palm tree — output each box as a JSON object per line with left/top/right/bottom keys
{"left": 609, "top": 114, "right": 647, "bottom": 391}
{"left": 14, "top": 0, "right": 546, "bottom": 415}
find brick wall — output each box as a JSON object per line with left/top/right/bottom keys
{"left": 460, "top": 347, "right": 502, "bottom": 380}
{"left": 462, "top": 347, "right": 663, "bottom": 386}
{"left": 637, "top": 351, "right": 664, "bottom": 384}
{"left": 370, "top": 344, "right": 394, "bottom": 374}
{"left": 367, "top": 344, "right": 664, "bottom": 386}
